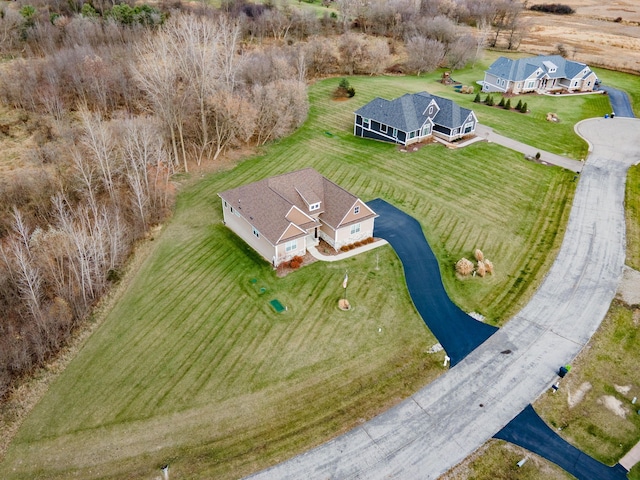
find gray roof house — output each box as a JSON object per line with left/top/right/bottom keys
{"left": 353, "top": 92, "right": 477, "bottom": 146}
{"left": 218, "top": 168, "right": 377, "bottom": 266}
{"left": 482, "top": 55, "right": 598, "bottom": 94}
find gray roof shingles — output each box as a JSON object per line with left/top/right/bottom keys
{"left": 486, "top": 54, "right": 593, "bottom": 82}
{"left": 354, "top": 92, "right": 473, "bottom": 133}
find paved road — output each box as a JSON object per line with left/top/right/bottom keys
{"left": 475, "top": 124, "right": 584, "bottom": 172}
{"left": 368, "top": 198, "right": 497, "bottom": 366}
{"left": 247, "top": 117, "right": 640, "bottom": 480}
{"left": 602, "top": 85, "right": 635, "bottom": 118}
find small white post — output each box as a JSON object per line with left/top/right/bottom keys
{"left": 161, "top": 465, "right": 169, "bottom": 480}
{"left": 633, "top": 397, "right": 637, "bottom": 405}
{"left": 517, "top": 458, "right": 528, "bottom": 468}
{"left": 443, "top": 355, "right": 450, "bottom": 367}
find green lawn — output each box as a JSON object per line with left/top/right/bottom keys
{"left": 625, "top": 164, "right": 640, "bottom": 271}
{"left": 1, "top": 69, "right": 603, "bottom": 479}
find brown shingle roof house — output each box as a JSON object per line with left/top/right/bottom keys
{"left": 218, "top": 168, "right": 377, "bottom": 266}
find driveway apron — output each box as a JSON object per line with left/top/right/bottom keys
{"left": 602, "top": 85, "right": 635, "bottom": 118}
{"left": 495, "top": 404, "right": 628, "bottom": 480}
{"left": 367, "top": 198, "right": 497, "bottom": 366}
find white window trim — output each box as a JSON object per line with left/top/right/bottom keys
{"left": 354, "top": 206, "right": 360, "bottom": 214}
{"left": 380, "top": 124, "right": 387, "bottom": 133}
{"left": 285, "top": 239, "right": 297, "bottom": 252}
{"left": 309, "top": 202, "right": 320, "bottom": 211}
{"left": 362, "top": 117, "right": 370, "bottom": 128}
{"left": 350, "top": 223, "right": 361, "bottom": 235}
{"left": 253, "top": 227, "right": 260, "bottom": 238}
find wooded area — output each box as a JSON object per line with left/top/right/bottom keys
{"left": 0, "top": 0, "right": 529, "bottom": 398}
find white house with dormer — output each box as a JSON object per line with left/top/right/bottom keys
{"left": 482, "top": 55, "right": 598, "bottom": 94}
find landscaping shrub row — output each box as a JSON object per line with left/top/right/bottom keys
{"left": 289, "top": 255, "right": 304, "bottom": 269}
{"left": 474, "top": 93, "right": 528, "bottom": 113}
{"left": 339, "top": 237, "right": 375, "bottom": 252}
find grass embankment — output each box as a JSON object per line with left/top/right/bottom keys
{"left": 1, "top": 69, "right": 598, "bottom": 479}
{"left": 442, "top": 439, "right": 574, "bottom": 480}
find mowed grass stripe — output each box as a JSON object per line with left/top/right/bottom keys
{"left": 3, "top": 62, "right": 611, "bottom": 479}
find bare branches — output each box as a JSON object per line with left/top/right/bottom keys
{"left": 406, "top": 36, "right": 446, "bottom": 75}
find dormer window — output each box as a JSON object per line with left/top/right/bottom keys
{"left": 309, "top": 202, "right": 320, "bottom": 211}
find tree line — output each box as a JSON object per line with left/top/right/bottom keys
{"left": 0, "top": 0, "right": 528, "bottom": 397}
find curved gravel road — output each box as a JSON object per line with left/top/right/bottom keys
{"left": 247, "top": 117, "right": 640, "bottom": 479}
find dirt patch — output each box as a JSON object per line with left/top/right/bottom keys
{"left": 567, "top": 381, "right": 592, "bottom": 408}
{"left": 598, "top": 395, "right": 628, "bottom": 418}
{"left": 519, "top": 1, "right": 640, "bottom": 73}
{"left": 616, "top": 266, "right": 640, "bottom": 306}
{"left": 614, "top": 384, "right": 632, "bottom": 395}
{"left": 398, "top": 138, "right": 437, "bottom": 153}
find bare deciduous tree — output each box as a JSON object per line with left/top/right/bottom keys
{"left": 78, "top": 108, "right": 120, "bottom": 203}
{"left": 251, "top": 79, "right": 308, "bottom": 145}
{"left": 405, "top": 36, "right": 445, "bottom": 75}
{"left": 446, "top": 33, "right": 476, "bottom": 71}
{"left": 490, "top": 0, "right": 524, "bottom": 49}
{"left": 207, "top": 90, "right": 256, "bottom": 160}
{"left": 134, "top": 33, "right": 189, "bottom": 172}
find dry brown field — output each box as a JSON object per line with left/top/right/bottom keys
{"left": 520, "top": 0, "right": 640, "bottom": 73}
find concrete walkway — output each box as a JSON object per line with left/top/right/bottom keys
{"left": 620, "top": 442, "right": 640, "bottom": 471}
{"left": 475, "top": 124, "right": 584, "bottom": 172}
{"left": 307, "top": 239, "right": 387, "bottom": 262}
{"left": 247, "top": 117, "right": 640, "bottom": 480}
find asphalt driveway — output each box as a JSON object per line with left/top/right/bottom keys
{"left": 247, "top": 117, "right": 640, "bottom": 480}
{"left": 495, "top": 405, "right": 628, "bottom": 480}
{"left": 367, "top": 198, "right": 497, "bottom": 366}
{"left": 602, "top": 85, "right": 635, "bottom": 118}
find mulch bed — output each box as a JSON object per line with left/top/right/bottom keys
{"left": 275, "top": 251, "right": 317, "bottom": 277}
